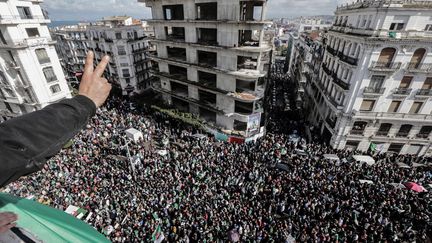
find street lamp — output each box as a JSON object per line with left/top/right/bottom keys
{"left": 121, "top": 136, "right": 136, "bottom": 180}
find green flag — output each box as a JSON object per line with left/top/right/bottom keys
{"left": 370, "top": 142, "right": 377, "bottom": 152}
{"left": 0, "top": 193, "right": 109, "bottom": 242}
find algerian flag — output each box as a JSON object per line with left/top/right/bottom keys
{"left": 0, "top": 193, "right": 109, "bottom": 242}
{"left": 370, "top": 143, "right": 377, "bottom": 152}
{"left": 152, "top": 225, "right": 165, "bottom": 243}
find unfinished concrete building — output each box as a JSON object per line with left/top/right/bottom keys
{"left": 139, "top": 0, "right": 273, "bottom": 141}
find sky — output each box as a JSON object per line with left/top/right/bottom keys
{"left": 43, "top": 0, "right": 353, "bottom": 21}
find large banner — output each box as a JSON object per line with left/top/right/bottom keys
{"left": 247, "top": 113, "right": 261, "bottom": 137}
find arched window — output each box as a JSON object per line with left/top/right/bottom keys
{"left": 377, "top": 47, "right": 396, "bottom": 67}
{"left": 409, "top": 48, "right": 426, "bottom": 68}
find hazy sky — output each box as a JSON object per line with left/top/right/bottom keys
{"left": 43, "top": 0, "right": 353, "bottom": 21}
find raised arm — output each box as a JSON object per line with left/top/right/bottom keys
{"left": 0, "top": 52, "right": 111, "bottom": 188}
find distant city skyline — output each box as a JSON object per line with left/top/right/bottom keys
{"left": 43, "top": 0, "right": 353, "bottom": 21}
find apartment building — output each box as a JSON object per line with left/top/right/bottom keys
{"left": 289, "top": 32, "right": 325, "bottom": 111}
{"left": 53, "top": 17, "right": 152, "bottom": 95}
{"left": 309, "top": 0, "right": 432, "bottom": 156}
{"left": 298, "top": 16, "right": 333, "bottom": 33}
{"left": 53, "top": 23, "right": 89, "bottom": 83}
{"left": 0, "top": 0, "right": 71, "bottom": 122}
{"left": 139, "top": 0, "right": 273, "bottom": 142}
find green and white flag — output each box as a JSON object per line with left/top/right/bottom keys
{"left": 152, "top": 225, "right": 165, "bottom": 243}
{"left": 0, "top": 193, "right": 109, "bottom": 242}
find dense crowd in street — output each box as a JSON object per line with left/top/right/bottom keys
{"left": 3, "top": 95, "right": 431, "bottom": 242}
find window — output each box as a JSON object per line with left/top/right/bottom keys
{"left": 35, "top": 49, "right": 50, "bottom": 64}
{"left": 388, "top": 143, "right": 403, "bottom": 153}
{"left": 418, "top": 126, "right": 432, "bottom": 138}
{"left": 115, "top": 32, "right": 122, "bottom": 39}
{"left": 422, "top": 78, "right": 432, "bottom": 90}
{"left": 117, "top": 46, "right": 126, "bottom": 55}
{"left": 25, "top": 28, "right": 39, "bottom": 37}
{"left": 425, "top": 24, "right": 432, "bottom": 31}
{"left": 389, "top": 23, "right": 405, "bottom": 31}
{"left": 49, "top": 84, "right": 61, "bottom": 94}
{"left": 388, "top": 101, "right": 401, "bottom": 112}
{"left": 397, "top": 125, "right": 412, "bottom": 137}
{"left": 377, "top": 123, "right": 392, "bottom": 136}
{"left": 400, "top": 76, "right": 413, "bottom": 88}
{"left": 369, "top": 75, "right": 385, "bottom": 89}
{"left": 17, "top": 6, "right": 32, "bottom": 19}
{"left": 409, "top": 102, "right": 423, "bottom": 114}
{"left": 43, "top": 67, "right": 57, "bottom": 83}
{"left": 122, "top": 69, "right": 130, "bottom": 77}
{"left": 360, "top": 99, "right": 375, "bottom": 111}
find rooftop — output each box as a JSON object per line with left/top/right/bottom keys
{"left": 337, "top": 0, "right": 432, "bottom": 11}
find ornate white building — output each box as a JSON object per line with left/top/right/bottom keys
{"left": 139, "top": 0, "right": 273, "bottom": 141}
{"left": 0, "top": 0, "right": 71, "bottom": 122}
{"left": 309, "top": 0, "right": 432, "bottom": 155}
{"left": 54, "top": 17, "right": 153, "bottom": 95}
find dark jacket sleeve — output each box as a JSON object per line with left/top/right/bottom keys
{"left": 0, "top": 95, "right": 96, "bottom": 188}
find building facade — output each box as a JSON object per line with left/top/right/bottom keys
{"left": 52, "top": 24, "right": 89, "bottom": 83}
{"left": 309, "top": 0, "right": 432, "bottom": 156}
{"left": 140, "top": 0, "right": 273, "bottom": 141}
{"left": 0, "top": 0, "right": 71, "bottom": 122}
{"left": 53, "top": 17, "right": 153, "bottom": 95}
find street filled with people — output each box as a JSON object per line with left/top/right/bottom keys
{"left": 3, "top": 93, "right": 431, "bottom": 242}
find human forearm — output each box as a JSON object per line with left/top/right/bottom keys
{"left": 0, "top": 95, "right": 96, "bottom": 188}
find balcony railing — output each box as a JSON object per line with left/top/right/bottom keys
{"left": 416, "top": 89, "right": 432, "bottom": 97}
{"left": 407, "top": 63, "right": 432, "bottom": 73}
{"left": 333, "top": 75, "right": 350, "bottom": 90}
{"left": 350, "top": 130, "right": 364, "bottom": 135}
{"left": 322, "top": 64, "right": 332, "bottom": 76}
{"left": 396, "top": 132, "right": 410, "bottom": 137}
{"left": 416, "top": 133, "right": 430, "bottom": 139}
{"left": 393, "top": 88, "right": 412, "bottom": 96}
{"left": 369, "top": 61, "right": 402, "bottom": 71}
{"left": 364, "top": 87, "right": 385, "bottom": 94}
{"left": 376, "top": 131, "right": 389, "bottom": 137}
{"left": 326, "top": 46, "right": 338, "bottom": 56}
{"left": 338, "top": 52, "right": 358, "bottom": 66}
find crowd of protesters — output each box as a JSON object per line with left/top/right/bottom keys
{"left": 3, "top": 95, "right": 431, "bottom": 242}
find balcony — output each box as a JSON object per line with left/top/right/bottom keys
{"left": 338, "top": 53, "right": 358, "bottom": 66}
{"left": 0, "top": 15, "right": 50, "bottom": 24}
{"left": 369, "top": 62, "right": 402, "bottom": 72}
{"left": 396, "top": 132, "right": 410, "bottom": 138}
{"left": 416, "top": 133, "right": 430, "bottom": 139}
{"left": 363, "top": 87, "right": 385, "bottom": 95}
{"left": 375, "top": 131, "right": 389, "bottom": 137}
{"left": 322, "top": 64, "right": 332, "bottom": 76}
{"left": 333, "top": 75, "right": 350, "bottom": 90}
{"left": 326, "top": 46, "right": 338, "bottom": 56}
{"left": 406, "top": 63, "right": 432, "bottom": 73}
{"left": 393, "top": 88, "right": 412, "bottom": 96}
{"left": 350, "top": 130, "right": 364, "bottom": 135}
{"left": 415, "top": 89, "right": 432, "bottom": 97}
{"left": 353, "top": 111, "right": 432, "bottom": 122}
